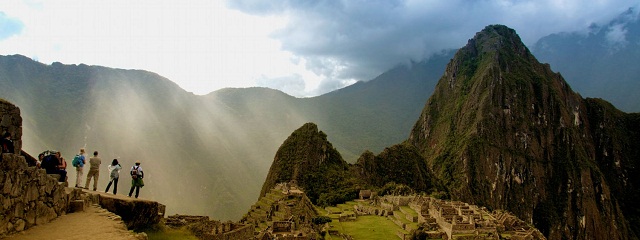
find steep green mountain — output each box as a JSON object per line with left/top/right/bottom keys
{"left": 532, "top": 8, "right": 640, "bottom": 112}
{"left": 259, "top": 122, "right": 357, "bottom": 206}
{"left": 354, "top": 143, "right": 440, "bottom": 194}
{"left": 408, "top": 25, "right": 639, "bottom": 239}
{"left": 305, "top": 53, "right": 452, "bottom": 160}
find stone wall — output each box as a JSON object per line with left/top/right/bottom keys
{"left": 0, "top": 99, "right": 21, "bottom": 155}
{"left": 97, "top": 195, "right": 166, "bottom": 230}
{"left": 187, "top": 219, "right": 254, "bottom": 240}
{"left": 0, "top": 100, "right": 71, "bottom": 237}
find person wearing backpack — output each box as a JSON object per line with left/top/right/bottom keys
{"left": 73, "top": 148, "right": 86, "bottom": 188}
{"left": 105, "top": 159, "right": 122, "bottom": 194}
{"left": 128, "top": 160, "right": 144, "bottom": 198}
{"left": 84, "top": 151, "right": 102, "bottom": 191}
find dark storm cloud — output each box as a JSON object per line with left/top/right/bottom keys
{"left": 228, "top": 0, "right": 639, "bottom": 95}
{"left": 0, "top": 12, "right": 24, "bottom": 40}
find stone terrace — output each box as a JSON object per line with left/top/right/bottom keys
{"left": 241, "top": 183, "right": 317, "bottom": 239}
{"left": 350, "top": 194, "right": 546, "bottom": 240}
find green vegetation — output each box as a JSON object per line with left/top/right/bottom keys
{"left": 142, "top": 224, "right": 198, "bottom": 240}
{"left": 261, "top": 123, "right": 361, "bottom": 208}
{"left": 145, "top": 228, "right": 198, "bottom": 240}
{"left": 329, "top": 215, "right": 399, "bottom": 239}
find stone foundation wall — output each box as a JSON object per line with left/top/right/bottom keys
{"left": 0, "top": 154, "right": 71, "bottom": 237}
{"left": 187, "top": 219, "right": 254, "bottom": 240}
{"left": 98, "top": 195, "right": 165, "bottom": 230}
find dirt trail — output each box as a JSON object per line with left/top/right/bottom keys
{"left": 5, "top": 205, "right": 142, "bottom": 240}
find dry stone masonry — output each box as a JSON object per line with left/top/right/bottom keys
{"left": 353, "top": 194, "right": 546, "bottom": 240}
{"left": 0, "top": 100, "right": 70, "bottom": 236}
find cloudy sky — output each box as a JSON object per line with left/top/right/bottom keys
{"left": 0, "top": 0, "right": 638, "bottom": 97}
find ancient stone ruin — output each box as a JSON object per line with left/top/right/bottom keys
{"left": 352, "top": 194, "right": 546, "bottom": 240}
{"left": 166, "top": 215, "right": 254, "bottom": 240}
{"left": 242, "top": 182, "right": 319, "bottom": 239}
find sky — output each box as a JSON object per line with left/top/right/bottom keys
{"left": 0, "top": 0, "right": 638, "bottom": 97}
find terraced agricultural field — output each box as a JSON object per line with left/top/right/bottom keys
{"left": 319, "top": 201, "right": 404, "bottom": 239}
{"left": 327, "top": 215, "right": 399, "bottom": 239}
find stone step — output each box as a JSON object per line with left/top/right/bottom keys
{"left": 68, "top": 200, "right": 85, "bottom": 213}
{"left": 399, "top": 206, "right": 418, "bottom": 222}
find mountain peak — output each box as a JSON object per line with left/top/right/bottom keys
{"left": 409, "top": 24, "right": 634, "bottom": 238}
{"left": 464, "top": 24, "right": 529, "bottom": 57}
{"left": 259, "top": 123, "right": 351, "bottom": 205}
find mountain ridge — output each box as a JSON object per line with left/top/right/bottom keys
{"left": 0, "top": 51, "right": 444, "bottom": 220}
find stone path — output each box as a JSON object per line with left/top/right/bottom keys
{"left": 5, "top": 205, "right": 142, "bottom": 240}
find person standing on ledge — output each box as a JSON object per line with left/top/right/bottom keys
{"left": 128, "top": 160, "right": 144, "bottom": 198}
{"left": 85, "top": 151, "right": 102, "bottom": 191}
{"left": 105, "top": 159, "right": 122, "bottom": 194}
{"left": 74, "top": 148, "right": 86, "bottom": 188}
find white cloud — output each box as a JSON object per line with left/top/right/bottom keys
{"left": 0, "top": 0, "right": 323, "bottom": 96}
{"left": 0, "top": 0, "right": 638, "bottom": 97}
{"left": 606, "top": 23, "right": 628, "bottom": 46}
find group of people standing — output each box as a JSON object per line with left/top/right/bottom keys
{"left": 48, "top": 148, "right": 145, "bottom": 198}
{"left": 2, "top": 132, "right": 147, "bottom": 199}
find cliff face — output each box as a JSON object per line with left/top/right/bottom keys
{"left": 584, "top": 99, "right": 640, "bottom": 237}
{"left": 408, "top": 25, "right": 637, "bottom": 239}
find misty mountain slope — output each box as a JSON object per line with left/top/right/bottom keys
{"left": 0, "top": 52, "right": 450, "bottom": 220}
{"left": 408, "top": 25, "right": 637, "bottom": 239}
{"left": 532, "top": 8, "right": 640, "bottom": 112}
{"left": 0, "top": 56, "right": 276, "bottom": 220}
{"left": 306, "top": 52, "right": 452, "bottom": 160}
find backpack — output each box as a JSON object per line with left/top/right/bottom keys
{"left": 131, "top": 166, "right": 140, "bottom": 179}
{"left": 110, "top": 164, "right": 120, "bottom": 178}
{"left": 39, "top": 150, "right": 57, "bottom": 170}
{"left": 71, "top": 155, "right": 81, "bottom": 167}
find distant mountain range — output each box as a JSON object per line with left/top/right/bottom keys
{"left": 0, "top": 9, "right": 637, "bottom": 223}
{"left": 531, "top": 8, "right": 640, "bottom": 112}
